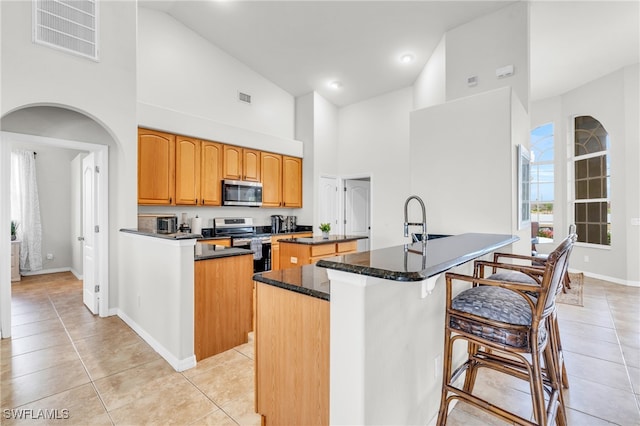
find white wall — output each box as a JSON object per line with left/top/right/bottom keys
{"left": 445, "top": 2, "right": 529, "bottom": 109}
{"left": 410, "top": 87, "right": 529, "bottom": 254}
{"left": 413, "top": 36, "right": 446, "bottom": 110}
{"left": 70, "top": 153, "right": 85, "bottom": 278}
{"left": 531, "top": 65, "right": 640, "bottom": 284}
{"left": 137, "top": 8, "right": 299, "bottom": 152}
{"left": 337, "top": 88, "right": 413, "bottom": 249}
{"left": 9, "top": 145, "right": 84, "bottom": 273}
{"left": 295, "top": 93, "right": 315, "bottom": 227}
{"left": 1, "top": 0, "right": 138, "bottom": 313}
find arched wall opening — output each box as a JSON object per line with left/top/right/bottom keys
{"left": 1, "top": 104, "right": 121, "bottom": 338}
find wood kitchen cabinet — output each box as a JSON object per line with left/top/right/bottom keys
{"left": 260, "top": 153, "right": 303, "bottom": 208}
{"left": 175, "top": 136, "right": 200, "bottom": 205}
{"left": 223, "top": 145, "right": 261, "bottom": 182}
{"left": 138, "top": 128, "right": 175, "bottom": 205}
{"left": 261, "top": 152, "right": 282, "bottom": 207}
{"left": 200, "top": 141, "right": 223, "bottom": 205}
{"left": 255, "top": 282, "right": 329, "bottom": 425}
{"left": 194, "top": 254, "right": 253, "bottom": 361}
{"left": 282, "top": 156, "right": 303, "bottom": 208}
{"left": 270, "top": 232, "right": 313, "bottom": 271}
{"left": 279, "top": 239, "right": 358, "bottom": 270}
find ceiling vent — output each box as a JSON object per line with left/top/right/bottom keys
{"left": 33, "top": 0, "right": 99, "bottom": 61}
{"left": 238, "top": 92, "right": 252, "bottom": 104}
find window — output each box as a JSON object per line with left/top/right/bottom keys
{"left": 573, "top": 116, "right": 610, "bottom": 246}
{"left": 530, "top": 123, "right": 554, "bottom": 239}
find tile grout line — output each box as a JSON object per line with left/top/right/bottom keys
{"left": 605, "top": 288, "right": 640, "bottom": 416}
{"left": 45, "top": 285, "right": 117, "bottom": 426}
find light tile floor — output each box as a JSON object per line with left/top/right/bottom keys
{"left": 1, "top": 272, "right": 639, "bottom": 425}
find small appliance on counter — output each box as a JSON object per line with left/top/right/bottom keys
{"left": 138, "top": 214, "right": 178, "bottom": 234}
{"left": 284, "top": 216, "right": 297, "bottom": 232}
{"left": 270, "top": 215, "right": 284, "bottom": 234}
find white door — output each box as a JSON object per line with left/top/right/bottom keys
{"left": 318, "top": 176, "right": 339, "bottom": 235}
{"left": 345, "top": 179, "right": 371, "bottom": 251}
{"left": 82, "top": 153, "right": 98, "bottom": 314}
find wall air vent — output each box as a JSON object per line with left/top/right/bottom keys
{"left": 33, "top": 0, "right": 99, "bottom": 61}
{"left": 238, "top": 92, "right": 252, "bottom": 104}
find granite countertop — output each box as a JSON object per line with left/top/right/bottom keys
{"left": 279, "top": 235, "right": 368, "bottom": 245}
{"left": 253, "top": 264, "right": 330, "bottom": 301}
{"left": 120, "top": 228, "right": 202, "bottom": 240}
{"left": 316, "top": 233, "right": 519, "bottom": 282}
{"left": 194, "top": 243, "right": 253, "bottom": 261}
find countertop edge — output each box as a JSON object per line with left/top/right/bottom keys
{"left": 253, "top": 273, "right": 330, "bottom": 301}
{"left": 317, "top": 233, "right": 520, "bottom": 281}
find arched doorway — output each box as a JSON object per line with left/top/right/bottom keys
{"left": 1, "top": 105, "right": 115, "bottom": 338}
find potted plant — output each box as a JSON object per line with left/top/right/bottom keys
{"left": 10, "top": 221, "right": 19, "bottom": 241}
{"left": 319, "top": 223, "right": 331, "bottom": 239}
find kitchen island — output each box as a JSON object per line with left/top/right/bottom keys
{"left": 119, "top": 229, "right": 253, "bottom": 371}
{"left": 278, "top": 234, "right": 367, "bottom": 269}
{"left": 252, "top": 233, "right": 519, "bottom": 425}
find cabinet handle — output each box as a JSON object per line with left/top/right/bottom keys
{"left": 169, "top": 197, "right": 172, "bottom": 204}
{"left": 195, "top": 199, "right": 198, "bottom": 205}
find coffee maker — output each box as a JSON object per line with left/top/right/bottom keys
{"left": 284, "top": 216, "right": 297, "bottom": 232}
{"left": 270, "top": 215, "right": 284, "bottom": 234}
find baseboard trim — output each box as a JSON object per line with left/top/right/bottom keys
{"left": 116, "top": 309, "right": 196, "bottom": 372}
{"left": 69, "top": 268, "right": 83, "bottom": 280}
{"left": 571, "top": 268, "right": 640, "bottom": 287}
{"left": 20, "top": 267, "right": 71, "bottom": 276}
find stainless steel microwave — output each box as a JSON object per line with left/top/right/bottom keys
{"left": 222, "top": 179, "right": 263, "bottom": 207}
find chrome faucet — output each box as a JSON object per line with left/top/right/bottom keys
{"left": 404, "top": 195, "right": 428, "bottom": 243}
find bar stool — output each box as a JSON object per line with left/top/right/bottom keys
{"left": 490, "top": 226, "right": 577, "bottom": 389}
{"left": 437, "top": 234, "right": 575, "bottom": 426}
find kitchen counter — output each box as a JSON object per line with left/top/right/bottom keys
{"left": 278, "top": 234, "right": 366, "bottom": 244}
{"left": 253, "top": 264, "right": 330, "bottom": 301}
{"left": 120, "top": 228, "right": 202, "bottom": 240}
{"left": 253, "top": 232, "right": 520, "bottom": 425}
{"left": 194, "top": 243, "right": 253, "bottom": 261}
{"left": 317, "top": 232, "right": 519, "bottom": 281}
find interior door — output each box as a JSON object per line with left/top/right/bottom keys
{"left": 82, "top": 153, "right": 98, "bottom": 314}
{"left": 318, "top": 177, "right": 339, "bottom": 235}
{"left": 345, "top": 179, "right": 371, "bottom": 251}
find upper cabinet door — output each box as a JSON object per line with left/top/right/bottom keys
{"left": 175, "top": 136, "right": 201, "bottom": 205}
{"left": 243, "top": 149, "right": 261, "bottom": 182}
{"left": 201, "top": 141, "right": 223, "bottom": 206}
{"left": 138, "top": 128, "right": 175, "bottom": 205}
{"left": 223, "top": 145, "right": 243, "bottom": 180}
{"left": 261, "top": 152, "right": 282, "bottom": 207}
{"left": 283, "top": 156, "right": 302, "bottom": 208}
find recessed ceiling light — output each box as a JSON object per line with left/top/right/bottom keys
{"left": 400, "top": 53, "right": 415, "bottom": 64}
{"left": 329, "top": 80, "right": 343, "bottom": 90}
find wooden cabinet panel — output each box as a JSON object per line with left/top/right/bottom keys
{"left": 175, "top": 136, "right": 201, "bottom": 205}
{"left": 282, "top": 156, "right": 302, "bottom": 208}
{"left": 243, "top": 149, "right": 261, "bottom": 182}
{"left": 194, "top": 254, "right": 253, "bottom": 361}
{"left": 138, "top": 128, "right": 175, "bottom": 205}
{"left": 223, "top": 145, "right": 261, "bottom": 182}
{"left": 261, "top": 152, "right": 282, "bottom": 207}
{"left": 270, "top": 233, "right": 313, "bottom": 271}
{"left": 255, "top": 283, "right": 329, "bottom": 425}
{"left": 310, "top": 244, "right": 335, "bottom": 257}
{"left": 337, "top": 241, "right": 358, "bottom": 253}
{"left": 199, "top": 238, "right": 231, "bottom": 247}
{"left": 223, "top": 145, "right": 243, "bottom": 180}
{"left": 200, "top": 141, "right": 223, "bottom": 205}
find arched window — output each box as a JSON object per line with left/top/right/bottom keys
{"left": 573, "top": 116, "right": 610, "bottom": 246}
{"left": 530, "top": 123, "right": 554, "bottom": 239}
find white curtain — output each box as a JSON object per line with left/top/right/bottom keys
{"left": 10, "top": 150, "right": 43, "bottom": 271}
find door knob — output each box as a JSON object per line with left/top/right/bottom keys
{"left": 77, "top": 236, "right": 85, "bottom": 241}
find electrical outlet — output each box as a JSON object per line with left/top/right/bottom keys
{"left": 46, "top": 253, "right": 54, "bottom": 260}
{"left": 291, "top": 257, "right": 298, "bottom": 264}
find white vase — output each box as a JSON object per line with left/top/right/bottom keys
{"left": 322, "top": 231, "right": 329, "bottom": 239}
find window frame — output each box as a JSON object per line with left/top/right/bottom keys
{"left": 570, "top": 115, "right": 611, "bottom": 248}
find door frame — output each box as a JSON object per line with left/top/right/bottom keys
{"left": 340, "top": 173, "right": 372, "bottom": 242}
{"left": 0, "top": 131, "right": 109, "bottom": 337}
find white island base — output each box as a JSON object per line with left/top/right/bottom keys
{"left": 328, "top": 268, "right": 467, "bottom": 425}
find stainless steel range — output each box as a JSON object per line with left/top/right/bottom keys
{"left": 214, "top": 217, "right": 271, "bottom": 272}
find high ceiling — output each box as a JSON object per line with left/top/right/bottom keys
{"left": 140, "top": 1, "right": 639, "bottom": 107}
